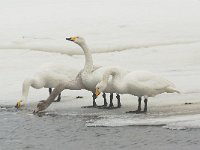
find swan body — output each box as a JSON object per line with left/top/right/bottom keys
{"left": 16, "top": 63, "right": 79, "bottom": 108}
{"left": 96, "top": 67, "right": 180, "bottom": 113}
{"left": 113, "top": 70, "right": 179, "bottom": 96}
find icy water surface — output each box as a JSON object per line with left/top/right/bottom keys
{"left": 0, "top": 106, "right": 200, "bottom": 150}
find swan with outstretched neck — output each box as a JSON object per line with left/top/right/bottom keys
{"left": 95, "top": 67, "right": 180, "bottom": 113}
{"left": 33, "top": 72, "right": 85, "bottom": 113}
{"left": 33, "top": 36, "right": 121, "bottom": 113}
{"left": 66, "top": 36, "right": 121, "bottom": 108}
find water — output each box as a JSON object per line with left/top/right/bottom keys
{"left": 0, "top": 106, "right": 200, "bottom": 150}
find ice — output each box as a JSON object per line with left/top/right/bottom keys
{"left": 164, "top": 119, "right": 200, "bottom": 130}
{"left": 86, "top": 114, "right": 200, "bottom": 130}
{"left": 0, "top": 0, "right": 200, "bottom": 54}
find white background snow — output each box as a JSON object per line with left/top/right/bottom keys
{"left": 0, "top": 0, "right": 200, "bottom": 130}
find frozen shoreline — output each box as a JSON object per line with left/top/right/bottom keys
{"left": 1, "top": 111, "right": 200, "bottom": 150}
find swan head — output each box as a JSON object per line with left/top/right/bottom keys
{"left": 15, "top": 100, "right": 23, "bottom": 109}
{"left": 33, "top": 100, "right": 48, "bottom": 113}
{"left": 66, "top": 36, "right": 85, "bottom": 45}
{"left": 95, "top": 81, "right": 107, "bottom": 97}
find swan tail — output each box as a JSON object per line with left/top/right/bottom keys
{"left": 173, "top": 89, "right": 180, "bottom": 94}
{"left": 164, "top": 79, "right": 180, "bottom": 94}
{"left": 166, "top": 87, "right": 180, "bottom": 94}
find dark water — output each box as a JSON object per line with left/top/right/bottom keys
{"left": 0, "top": 106, "right": 200, "bottom": 150}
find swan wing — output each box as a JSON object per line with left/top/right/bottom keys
{"left": 127, "top": 71, "right": 176, "bottom": 91}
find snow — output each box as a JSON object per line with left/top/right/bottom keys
{"left": 1, "top": 0, "right": 200, "bottom": 54}
{"left": 0, "top": 0, "right": 200, "bottom": 130}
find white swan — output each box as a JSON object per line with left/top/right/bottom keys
{"left": 16, "top": 63, "right": 79, "bottom": 108}
{"left": 33, "top": 66, "right": 112, "bottom": 113}
{"left": 95, "top": 67, "right": 180, "bottom": 113}
{"left": 33, "top": 36, "right": 121, "bottom": 112}
{"left": 66, "top": 36, "right": 122, "bottom": 108}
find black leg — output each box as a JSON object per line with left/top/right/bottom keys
{"left": 81, "top": 93, "right": 97, "bottom": 108}
{"left": 49, "top": 88, "right": 52, "bottom": 95}
{"left": 138, "top": 97, "right": 142, "bottom": 111}
{"left": 143, "top": 98, "right": 148, "bottom": 112}
{"left": 97, "top": 93, "right": 108, "bottom": 109}
{"left": 92, "top": 93, "right": 97, "bottom": 107}
{"left": 109, "top": 93, "right": 114, "bottom": 108}
{"left": 116, "top": 94, "right": 121, "bottom": 108}
{"left": 126, "top": 97, "right": 142, "bottom": 113}
{"left": 102, "top": 93, "right": 108, "bottom": 107}
{"left": 99, "top": 93, "right": 122, "bottom": 109}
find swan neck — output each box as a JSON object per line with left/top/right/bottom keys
{"left": 103, "top": 68, "right": 120, "bottom": 83}
{"left": 21, "top": 79, "right": 32, "bottom": 102}
{"left": 45, "top": 79, "right": 83, "bottom": 106}
{"left": 103, "top": 68, "right": 126, "bottom": 93}
{"left": 79, "top": 42, "right": 93, "bottom": 72}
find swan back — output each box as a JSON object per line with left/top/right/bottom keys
{"left": 97, "top": 68, "right": 179, "bottom": 97}
{"left": 125, "top": 71, "right": 179, "bottom": 96}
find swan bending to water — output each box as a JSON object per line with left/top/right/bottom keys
{"left": 34, "top": 71, "right": 84, "bottom": 113}
{"left": 15, "top": 63, "right": 79, "bottom": 108}
{"left": 33, "top": 68, "right": 111, "bottom": 112}
{"left": 95, "top": 67, "right": 180, "bottom": 113}
{"left": 34, "top": 37, "right": 121, "bottom": 112}
{"left": 33, "top": 67, "right": 120, "bottom": 113}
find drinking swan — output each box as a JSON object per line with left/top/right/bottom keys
{"left": 95, "top": 67, "right": 180, "bottom": 113}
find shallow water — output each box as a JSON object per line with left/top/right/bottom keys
{"left": 0, "top": 106, "right": 200, "bottom": 150}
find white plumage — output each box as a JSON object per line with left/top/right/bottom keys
{"left": 66, "top": 36, "right": 122, "bottom": 108}
{"left": 96, "top": 67, "right": 180, "bottom": 113}
{"left": 17, "top": 63, "right": 79, "bottom": 107}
